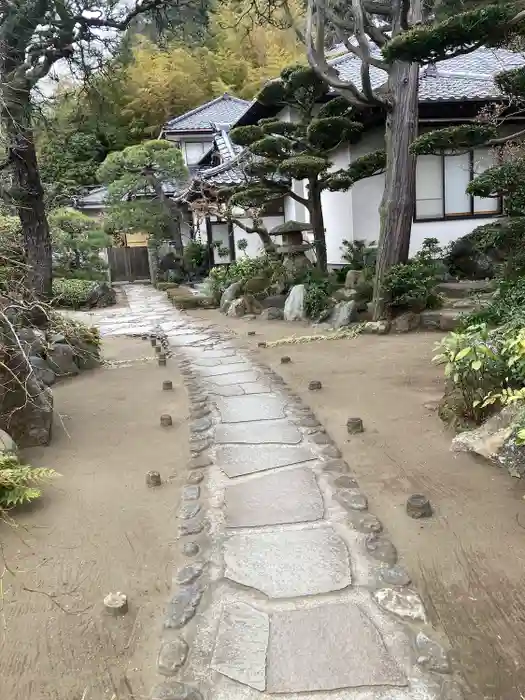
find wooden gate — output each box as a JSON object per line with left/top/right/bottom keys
{"left": 108, "top": 246, "right": 150, "bottom": 282}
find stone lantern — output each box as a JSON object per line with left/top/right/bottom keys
{"left": 269, "top": 220, "right": 313, "bottom": 273}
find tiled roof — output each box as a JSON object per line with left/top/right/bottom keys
{"left": 75, "top": 186, "right": 107, "bottom": 208}
{"left": 332, "top": 47, "right": 525, "bottom": 102}
{"left": 163, "top": 94, "right": 250, "bottom": 133}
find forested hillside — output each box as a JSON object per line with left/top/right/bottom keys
{"left": 36, "top": 0, "right": 303, "bottom": 195}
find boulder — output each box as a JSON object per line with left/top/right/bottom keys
{"left": 0, "top": 429, "right": 18, "bottom": 454}
{"left": 244, "top": 294, "right": 263, "bottom": 315}
{"left": 451, "top": 404, "right": 524, "bottom": 477}
{"left": 220, "top": 282, "right": 243, "bottom": 313}
{"left": 47, "top": 344, "right": 80, "bottom": 377}
{"left": 86, "top": 282, "right": 116, "bottom": 308}
{"left": 73, "top": 341, "right": 101, "bottom": 370}
{"left": 30, "top": 356, "right": 56, "bottom": 386}
{"left": 392, "top": 312, "right": 421, "bottom": 333}
{"left": 261, "top": 294, "right": 287, "bottom": 310}
{"left": 329, "top": 300, "right": 359, "bottom": 329}
{"left": 332, "top": 288, "right": 358, "bottom": 302}
{"left": 345, "top": 269, "right": 365, "bottom": 290}
{"left": 226, "top": 298, "right": 246, "bottom": 318}
{"left": 363, "top": 320, "right": 390, "bottom": 335}
{"left": 7, "top": 377, "right": 53, "bottom": 447}
{"left": 261, "top": 307, "right": 284, "bottom": 321}
{"left": 18, "top": 327, "right": 46, "bottom": 356}
{"left": 284, "top": 284, "right": 306, "bottom": 321}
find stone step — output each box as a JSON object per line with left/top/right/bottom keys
{"left": 435, "top": 280, "right": 495, "bottom": 299}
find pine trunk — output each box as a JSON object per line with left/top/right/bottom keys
{"left": 372, "top": 59, "right": 419, "bottom": 320}
{"left": 147, "top": 175, "right": 184, "bottom": 255}
{"left": 2, "top": 99, "right": 52, "bottom": 299}
{"left": 309, "top": 179, "right": 328, "bottom": 272}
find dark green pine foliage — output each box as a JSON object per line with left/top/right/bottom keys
{"left": 228, "top": 67, "right": 385, "bottom": 271}
{"left": 398, "top": 3, "right": 525, "bottom": 278}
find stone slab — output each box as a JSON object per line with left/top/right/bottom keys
{"left": 205, "top": 371, "right": 261, "bottom": 386}
{"left": 168, "top": 334, "right": 211, "bottom": 346}
{"left": 215, "top": 443, "right": 317, "bottom": 477}
{"left": 266, "top": 602, "right": 407, "bottom": 692}
{"left": 198, "top": 363, "right": 253, "bottom": 376}
{"left": 211, "top": 602, "right": 269, "bottom": 691}
{"left": 187, "top": 348, "right": 238, "bottom": 359}
{"left": 208, "top": 385, "right": 245, "bottom": 397}
{"left": 215, "top": 419, "right": 302, "bottom": 445}
{"left": 240, "top": 382, "right": 272, "bottom": 395}
{"left": 225, "top": 467, "right": 324, "bottom": 527}
{"left": 216, "top": 394, "right": 287, "bottom": 423}
{"left": 224, "top": 527, "right": 351, "bottom": 597}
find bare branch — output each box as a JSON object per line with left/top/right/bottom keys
{"left": 305, "top": 0, "right": 371, "bottom": 108}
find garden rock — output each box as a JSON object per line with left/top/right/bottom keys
{"left": 262, "top": 294, "right": 287, "bottom": 309}
{"left": 244, "top": 293, "right": 263, "bottom": 315}
{"left": 451, "top": 404, "right": 521, "bottom": 464}
{"left": 72, "top": 341, "right": 101, "bottom": 370}
{"left": 496, "top": 434, "right": 525, "bottom": 479}
{"left": 329, "top": 300, "right": 358, "bottom": 329}
{"left": 392, "top": 312, "right": 421, "bottom": 333}
{"left": 220, "top": 282, "right": 243, "bottom": 313}
{"left": 47, "top": 344, "right": 80, "bottom": 376}
{"left": 8, "top": 378, "right": 53, "bottom": 447}
{"left": 345, "top": 269, "right": 365, "bottom": 289}
{"left": 0, "top": 429, "right": 17, "bottom": 454}
{"left": 332, "top": 287, "right": 358, "bottom": 302}
{"left": 261, "top": 307, "right": 284, "bottom": 321}
{"left": 226, "top": 298, "right": 246, "bottom": 318}
{"left": 284, "top": 284, "right": 306, "bottom": 321}
{"left": 86, "top": 281, "right": 116, "bottom": 308}
{"left": 30, "top": 356, "right": 56, "bottom": 386}
{"left": 363, "top": 320, "right": 390, "bottom": 335}
{"left": 18, "top": 327, "right": 46, "bottom": 356}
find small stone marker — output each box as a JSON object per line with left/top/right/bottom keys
{"left": 308, "top": 380, "right": 322, "bottom": 391}
{"left": 104, "top": 591, "right": 128, "bottom": 616}
{"left": 347, "top": 417, "right": 364, "bottom": 434}
{"left": 150, "top": 337, "right": 157, "bottom": 347}
{"left": 160, "top": 414, "right": 173, "bottom": 427}
{"left": 162, "top": 380, "right": 173, "bottom": 391}
{"left": 406, "top": 494, "right": 433, "bottom": 518}
{"left": 146, "top": 470, "right": 162, "bottom": 487}
{"left": 155, "top": 345, "right": 162, "bottom": 354}
{"left": 281, "top": 356, "right": 291, "bottom": 364}
{"left": 158, "top": 357, "right": 167, "bottom": 367}
{"left": 258, "top": 341, "right": 267, "bottom": 348}
{"left": 248, "top": 331, "right": 256, "bottom": 336}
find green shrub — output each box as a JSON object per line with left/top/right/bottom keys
{"left": 0, "top": 454, "right": 58, "bottom": 509}
{"left": 52, "top": 278, "right": 97, "bottom": 308}
{"left": 382, "top": 238, "right": 444, "bottom": 313}
{"left": 304, "top": 284, "right": 333, "bottom": 319}
{"left": 341, "top": 238, "right": 377, "bottom": 272}
{"left": 49, "top": 311, "right": 101, "bottom": 348}
{"left": 183, "top": 240, "right": 209, "bottom": 273}
{"left": 208, "top": 255, "right": 286, "bottom": 300}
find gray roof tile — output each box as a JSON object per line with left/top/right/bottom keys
{"left": 333, "top": 47, "right": 525, "bottom": 102}
{"left": 163, "top": 94, "right": 250, "bottom": 133}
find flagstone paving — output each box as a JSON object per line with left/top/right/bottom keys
{"left": 93, "top": 284, "right": 464, "bottom": 700}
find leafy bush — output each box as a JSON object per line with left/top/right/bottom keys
{"left": 52, "top": 278, "right": 97, "bottom": 308}
{"left": 49, "top": 311, "right": 101, "bottom": 348}
{"left": 433, "top": 325, "right": 507, "bottom": 424}
{"left": 207, "top": 255, "right": 286, "bottom": 300}
{"left": 183, "top": 240, "right": 209, "bottom": 274}
{"left": 0, "top": 454, "right": 58, "bottom": 509}
{"left": 382, "top": 238, "right": 444, "bottom": 313}
{"left": 49, "top": 207, "right": 110, "bottom": 281}
{"left": 341, "top": 238, "right": 377, "bottom": 272}
{"left": 297, "top": 268, "right": 339, "bottom": 319}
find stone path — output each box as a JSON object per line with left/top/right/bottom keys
{"left": 93, "top": 285, "right": 462, "bottom": 700}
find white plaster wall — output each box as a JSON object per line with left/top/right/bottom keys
{"left": 321, "top": 144, "right": 354, "bottom": 266}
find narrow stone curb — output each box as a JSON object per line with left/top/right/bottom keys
{"left": 92, "top": 286, "right": 463, "bottom": 700}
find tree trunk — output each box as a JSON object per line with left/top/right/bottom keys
{"left": 372, "top": 58, "right": 419, "bottom": 320}
{"left": 309, "top": 179, "right": 328, "bottom": 272}
{"left": 1, "top": 99, "right": 52, "bottom": 299}
{"left": 147, "top": 175, "right": 184, "bottom": 256}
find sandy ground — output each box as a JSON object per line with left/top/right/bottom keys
{"left": 187, "top": 308, "right": 525, "bottom": 700}
{"left": 0, "top": 336, "right": 187, "bottom": 700}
